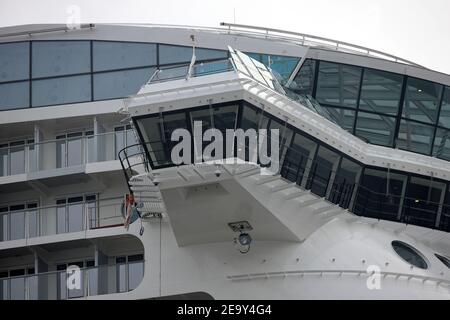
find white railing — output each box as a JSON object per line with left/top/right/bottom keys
{"left": 227, "top": 269, "right": 450, "bottom": 287}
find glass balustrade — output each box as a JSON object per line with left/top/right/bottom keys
{"left": 0, "top": 197, "right": 125, "bottom": 242}
{"left": 0, "top": 261, "right": 144, "bottom": 300}
{"left": 0, "top": 130, "right": 139, "bottom": 177}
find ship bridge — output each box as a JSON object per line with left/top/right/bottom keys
{"left": 120, "top": 47, "right": 450, "bottom": 256}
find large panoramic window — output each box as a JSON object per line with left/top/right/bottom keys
{"left": 359, "top": 69, "right": 403, "bottom": 116}
{"left": 159, "top": 45, "right": 227, "bottom": 65}
{"left": 32, "top": 41, "right": 90, "bottom": 78}
{"left": 433, "top": 127, "right": 450, "bottom": 160}
{"left": 330, "top": 158, "right": 362, "bottom": 209}
{"left": 402, "top": 77, "right": 442, "bottom": 124}
{"left": 321, "top": 107, "right": 355, "bottom": 132}
{"left": 0, "top": 81, "right": 29, "bottom": 110}
{"left": 93, "top": 67, "right": 155, "bottom": 100}
{"left": 402, "top": 77, "right": 442, "bottom": 125}
{"left": 396, "top": 119, "right": 435, "bottom": 155}
{"left": 247, "top": 53, "right": 299, "bottom": 82}
{"left": 32, "top": 75, "right": 91, "bottom": 107}
{"left": 354, "top": 168, "right": 406, "bottom": 222}
{"left": 355, "top": 111, "right": 396, "bottom": 146}
{"left": 316, "top": 61, "right": 362, "bottom": 109}
{"left": 402, "top": 177, "right": 444, "bottom": 228}
{"left": 290, "top": 59, "right": 316, "bottom": 95}
{"left": 0, "top": 42, "right": 29, "bottom": 82}
{"left": 93, "top": 41, "right": 157, "bottom": 72}
{"left": 438, "top": 86, "right": 450, "bottom": 128}
{"left": 307, "top": 146, "right": 340, "bottom": 197}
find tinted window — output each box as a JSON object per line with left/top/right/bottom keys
{"left": 432, "top": 127, "right": 450, "bottom": 160}
{"left": 355, "top": 111, "right": 396, "bottom": 146}
{"left": 396, "top": 119, "right": 434, "bottom": 155}
{"left": 308, "top": 146, "right": 340, "bottom": 197}
{"left": 0, "top": 81, "right": 29, "bottom": 110}
{"left": 93, "top": 41, "right": 157, "bottom": 71}
{"left": 32, "top": 75, "right": 91, "bottom": 107}
{"left": 316, "top": 61, "right": 362, "bottom": 108}
{"left": 32, "top": 41, "right": 90, "bottom": 77}
{"left": 0, "top": 42, "right": 29, "bottom": 82}
{"left": 247, "top": 53, "right": 299, "bottom": 82}
{"left": 402, "top": 77, "right": 442, "bottom": 124}
{"left": 322, "top": 106, "right": 355, "bottom": 132}
{"left": 290, "top": 59, "right": 315, "bottom": 95}
{"left": 159, "top": 45, "right": 227, "bottom": 65}
{"left": 403, "top": 177, "right": 443, "bottom": 228}
{"left": 354, "top": 168, "right": 406, "bottom": 221}
{"left": 330, "top": 158, "right": 361, "bottom": 208}
{"left": 438, "top": 86, "right": 450, "bottom": 128}
{"left": 359, "top": 69, "right": 403, "bottom": 115}
{"left": 93, "top": 67, "right": 155, "bottom": 100}
{"left": 392, "top": 240, "right": 428, "bottom": 269}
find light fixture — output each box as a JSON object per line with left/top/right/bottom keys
{"left": 229, "top": 221, "right": 253, "bottom": 254}
{"left": 238, "top": 233, "right": 252, "bottom": 246}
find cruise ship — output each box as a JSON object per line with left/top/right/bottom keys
{"left": 0, "top": 23, "right": 449, "bottom": 300}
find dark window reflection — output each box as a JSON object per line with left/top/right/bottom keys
{"left": 396, "top": 119, "right": 434, "bottom": 155}
{"left": 355, "top": 111, "right": 396, "bottom": 146}
{"left": 0, "top": 42, "right": 29, "bottom": 82}
{"left": 432, "top": 127, "right": 450, "bottom": 161}
{"left": 438, "top": 87, "right": 450, "bottom": 128}
{"left": 402, "top": 177, "right": 444, "bottom": 228}
{"left": 290, "top": 59, "right": 316, "bottom": 95}
{"left": 316, "top": 61, "right": 362, "bottom": 109}
{"left": 354, "top": 168, "right": 406, "bottom": 221}
{"left": 329, "top": 158, "right": 361, "bottom": 209}
{"left": 307, "top": 146, "right": 340, "bottom": 197}
{"left": 359, "top": 69, "right": 403, "bottom": 115}
{"left": 402, "top": 77, "right": 442, "bottom": 125}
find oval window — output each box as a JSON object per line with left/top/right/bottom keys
{"left": 435, "top": 254, "right": 450, "bottom": 269}
{"left": 391, "top": 241, "right": 428, "bottom": 269}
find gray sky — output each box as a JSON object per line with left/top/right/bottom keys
{"left": 1, "top": 0, "right": 449, "bottom": 74}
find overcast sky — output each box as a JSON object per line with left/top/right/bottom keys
{"left": 1, "top": 0, "right": 449, "bottom": 74}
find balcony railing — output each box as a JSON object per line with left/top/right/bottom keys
{"left": 0, "top": 130, "right": 138, "bottom": 178}
{"left": 0, "top": 260, "right": 144, "bottom": 300}
{"left": 0, "top": 197, "right": 125, "bottom": 242}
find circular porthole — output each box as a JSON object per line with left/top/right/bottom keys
{"left": 435, "top": 254, "right": 450, "bottom": 269}
{"left": 391, "top": 241, "right": 428, "bottom": 269}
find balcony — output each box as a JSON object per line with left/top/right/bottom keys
{"left": 0, "top": 197, "right": 125, "bottom": 243}
{"left": 0, "top": 260, "right": 144, "bottom": 300}
{"left": 0, "top": 129, "right": 140, "bottom": 179}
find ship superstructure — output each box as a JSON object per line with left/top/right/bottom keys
{"left": 0, "top": 23, "right": 449, "bottom": 299}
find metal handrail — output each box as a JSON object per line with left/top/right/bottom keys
{"left": 115, "top": 22, "right": 423, "bottom": 68}
{"left": 0, "top": 24, "right": 95, "bottom": 40}
{"left": 227, "top": 269, "right": 450, "bottom": 286}
{"left": 219, "top": 22, "right": 424, "bottom": 68}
